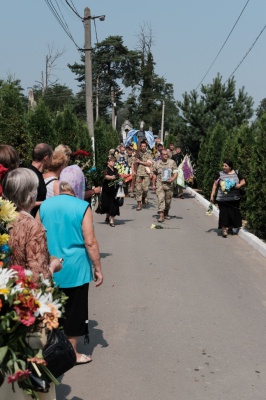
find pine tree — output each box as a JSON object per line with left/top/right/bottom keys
{"left": 202, "top": 124, "right": 229, "bottom": 197}
{"left": 27, "top": 100, "right": 56, "bottom": 149}
{"left": 245, "top": 115, "right": 266, "bottom": 238}
{"left": 0, "top": 78, "right": 32, "bottom": 163}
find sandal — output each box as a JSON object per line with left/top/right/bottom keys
{"left": 75, "top": 354, "right": 92, "bottom": 365}
{"left": 109, "top": 222, "right": 115, "bottom": 227}
{"left": 221, "top": 228, "right": 228, "bottom": 238}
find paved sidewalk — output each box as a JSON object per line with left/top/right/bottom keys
{"left": 186, "top": 186, "right": 266, "bottom": 258}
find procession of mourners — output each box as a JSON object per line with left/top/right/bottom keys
{"left": 0, "top": 133, "right": 245, "bottom": 399}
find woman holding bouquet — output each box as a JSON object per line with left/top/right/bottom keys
{"left": 101, "top": 157, "right": 120, "bottom": 227}
{"left": 2, "top": 168, "right": 62, "bottom": 400}
{"left": 210, "top": 159, "right": 246, "bottom": 238}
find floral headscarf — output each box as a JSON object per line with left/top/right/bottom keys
{"left": 59, "top": 165, "right": 85, "bottom": 200}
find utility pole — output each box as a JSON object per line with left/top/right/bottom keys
{"left": 96, "top": 75, "right": 99, "bottom": 121}
{"left": 111, "top": 86, "right": 116, "bottom": 130}
{"left": 84, "top": 7, "right": 95, "bottom": 159}
{"left": 160, "top": 100, "right": 165, "bottom": 143}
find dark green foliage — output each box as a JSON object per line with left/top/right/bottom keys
{"left": 164, "top": 133, "right": 178, "bottom": 150}
{"left": 34, "top": 84, "right": 75, "bottom": 112}
{"left": 27, "top": 100, "right": 56, "bottom": 149}
{"left": 245, "top": 115, "right": 266, "bottom": 238}
{"left": 177, "top": 74, "right": 254, "bottom": 161}
{"left": 0, "top": 78, "right": 32, "bottom": 163}
{"left": 256, "top": 98, "right": 266, "bottom": 118}
{"left": 200, "top": 124, "right": 228, "bottom": 197}
{"left": 53, "top": 106, "right": 92, "bottom": 152}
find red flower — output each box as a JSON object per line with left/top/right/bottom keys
{"left": 0, "top": 164, "right": 8, "bottom": 180}
{"left": 11, "top": 265, "right": 25, "bottom": 281}
{"left": 7, "top": 369, "right": 31, "bottom": 383}
{"left": 72, "top": 150, "right": 91, "bottom": 157}
{"left": 14, "top": 307, "right": 36, "bottom": 326}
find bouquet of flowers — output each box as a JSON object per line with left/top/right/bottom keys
{"left": 71, "top": 150, "right": 96, "bottom": 189}
{"left": 182, "top": 155, "right": 194, "bottom": 185}
{"left": 218, "top": 178, "right": 236, "bottom": 194}
{"left": 206, "top": 203, "right": 213, "bottom": 216}
{"left": 0, "top": 197, "right": 67, "bottom": 399}
{"left": 114, "top": 161, "right": 132, "bottom": 183}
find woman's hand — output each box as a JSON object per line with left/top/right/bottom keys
{"left": 49, "top": 258, "right": 63, "bottom": 274}
{"left": 94, "top": 270, "right": 103, "bottom": 287}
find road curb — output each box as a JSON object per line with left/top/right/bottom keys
{"left": 186, "top": 186, "right": 266, "bottom": 258}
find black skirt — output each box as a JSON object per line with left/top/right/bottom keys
{"left": 217, "top": 200, "right": 242, "bottom": 229}
{"left": 60, "top": 283, "right": 89, "bottom": 337}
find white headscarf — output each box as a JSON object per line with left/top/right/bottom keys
{"left": 59, "top": 165, "right": 85, "bottom": 200}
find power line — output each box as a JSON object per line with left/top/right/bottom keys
{"left": 64, "top": 0, "right": 83, "bottom": 20}
{"left": 196, "top": 0, "right": 250, "bottom": 90}
{"left": 44, "top": 0, "right": 81, "bottom": 51}
{"left": 226, "top": 23, "right": 266, "bottom": 82}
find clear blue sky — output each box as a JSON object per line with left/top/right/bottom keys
{"left": 1, "top": 0, "right": 265, "bottom": 109}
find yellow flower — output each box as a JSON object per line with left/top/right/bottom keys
{"left": 0, "top": 198, "right": 18, "bottom": 223}
{"left": 0, "top": 288, "right": 10, "bottom": 296}
{"left": 0, "top": 234, "right": 9, "bottom": 246}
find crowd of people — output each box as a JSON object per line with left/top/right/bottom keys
{"left": 0, "top": 143, "right": 103, "bottom": 400}
{"left": 105, "top": 141, "right": 186, "bottom": 224}
{"left": 104, "top": 141, "right": 246, "bottom": 232}
{"left": 0, "top": 139, "right": 246, "bottom": 398}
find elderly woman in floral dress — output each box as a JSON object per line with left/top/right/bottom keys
{"left": 1, "top": 168, "right": 62, "bottom": 400}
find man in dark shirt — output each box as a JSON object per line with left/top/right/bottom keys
{"left": 28, "top": 143, "right": 53, "bottom": 217}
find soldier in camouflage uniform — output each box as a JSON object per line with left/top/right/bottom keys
{"left": 133, "top": 141, "right": 153, "bottom": 211}
{"left": 152, "top": 149, "right": 178, "bottom": 222}
{"left": 126, "top": 146, "right": 135, "bottom": 197}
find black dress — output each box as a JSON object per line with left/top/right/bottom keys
{"left": 101, "top": 166, "right": 120, "bottom": 217}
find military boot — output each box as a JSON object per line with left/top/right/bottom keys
{"left": 136, "top": 201, "right": 142, "bottom": 211}
{"left": 164, "top": 210, "right": 170, "bottom": 220}
{"left": 158, "top": 212, "right": 164, "bottom": 223}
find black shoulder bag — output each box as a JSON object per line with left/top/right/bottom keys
{"left": 43, "top": 329, "right": 76, "bottom": 379}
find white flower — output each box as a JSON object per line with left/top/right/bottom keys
{"left": 35, "top": 291, "right": 62, "bottom": 317}
{"left": 0, "top": 268, "right": 18, "bottom": 298}
{"left": 41, "top": 278, "right": 51, "bottom": 287}
{"left": 10, "top": 282, "right": 24, "bottom": 295}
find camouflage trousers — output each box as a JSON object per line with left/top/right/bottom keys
{"left": 136, "top": 176, "right": 150, "bottom": 201}
{"left": 156, "top": 184, "right": 174, "bottom": 212}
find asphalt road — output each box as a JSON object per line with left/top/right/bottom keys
{"left": 56, "top": 189, "right": 266, "bottom": 400}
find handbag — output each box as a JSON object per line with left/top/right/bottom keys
{"left": 115, "top": 197, "right": 124, "bottom": 207}
{"left": 95, "top": 195, "right": 104, "bottom": 214}
{"left": 43, "top": 329, "right": 76, "bottom": 379}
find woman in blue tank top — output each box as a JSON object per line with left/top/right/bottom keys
{"left": 38, "top": 165, "right": 103, "bottom": 365}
